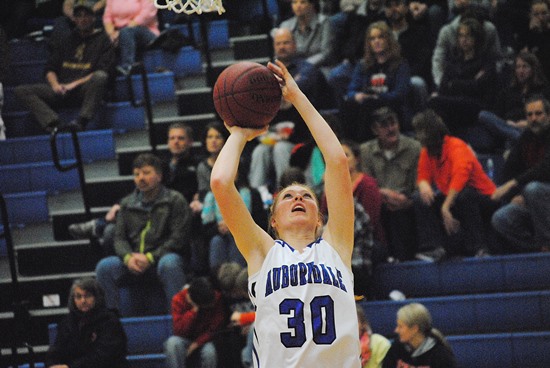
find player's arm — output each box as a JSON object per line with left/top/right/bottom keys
{"left": 210, "top": 125, "right": 274, "bottom": 274}
{"left": 268, "top": 60, "right": 354, "bottom": 265}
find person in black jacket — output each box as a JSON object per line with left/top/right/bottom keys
{"left": 491, "top": 95, "right": 550, "bottom": 253}
{"left": 15, "top": 0, "right": 115, "bottom": 132}
{"left": 45, "top": 278, "right": 128, "bottom": 368}
{"left": 383, "top": 303, "right": 457, "bottom": 368}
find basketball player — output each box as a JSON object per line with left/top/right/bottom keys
{"left": 210, "top": 59, "right": 361, "bottom": 367}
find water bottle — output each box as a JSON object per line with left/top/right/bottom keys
{"left": 486, "top": 158, "right": 494, "bottom": 180}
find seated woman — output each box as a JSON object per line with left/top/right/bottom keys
{"left": 103, "top": 0, "right": 159, "bottom": 74}
{"left": 202, "top": 168, "right": 267, "bottom": 271}
{"left": 340, "top": 21, "right": 411, "bottom": 142}
{"left": 478, "top": 50, "right": 550, "bottom": 151}
{"left": 412, "top": 109, "right": 498, "bottom": 261}
{"left": 320, "top": 139, "right": 386, "bottom": 297}
{"left": 277, "top": 0, "right": 334, "bottom": 67}
{"left": 45, "top": 278, "right": 128, "bottom": 368}
{"left": 383, "top": 303, "right": 457, "bottom": 367}
{"left": 428, "top": 17, "right": 498, "bottom": 144}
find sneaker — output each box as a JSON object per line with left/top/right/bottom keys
{"left": 68, "top": 219, "right": 97, "bottom": 239}
{"left": 415, "top": 247, "right": 446, "bottom": 262}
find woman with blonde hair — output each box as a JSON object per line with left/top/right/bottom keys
{"left": 383, "top": 303, "right": 456, "bottom": 367}
{"left": 210, "top": 59, "right": 361, "bottom": 367}
{"left": 341, "top": 21, "right": 412, "bottom": 142}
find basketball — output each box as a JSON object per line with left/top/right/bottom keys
{"left": 212, "top": 61, "right": 282, "bottom": 128}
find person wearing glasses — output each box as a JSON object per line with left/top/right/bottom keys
{"left": 45, "top": 278, "right": 128, "bottom": 368}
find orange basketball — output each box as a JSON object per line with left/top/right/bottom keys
{"left": 212, "top": 61, "right": 282, "bottom": 128}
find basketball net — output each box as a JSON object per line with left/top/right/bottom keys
{"left": 153, "top": 0, "right": 225, "bottom": 14}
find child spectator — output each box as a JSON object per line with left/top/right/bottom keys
{"left": 164, "top": 277, "right": 226, "bottom": 368}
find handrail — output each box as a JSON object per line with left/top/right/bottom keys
{"left": 0, "top": 193, "right": 33, "bottom": 367}
{"left": 123, "top": 62, "right": 156, "bottom": 151}
{"left": 49, "top": 125, "right": 91, "bottom": 218}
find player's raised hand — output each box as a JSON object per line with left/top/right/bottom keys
{"left": 223, "top": 122, "right": 268, "bottom": 141}
{"left": 268, "top": 60, "right": 300, "bottom": 104}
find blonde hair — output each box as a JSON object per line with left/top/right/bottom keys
{"left": 363, "top": 21, "right": 402, "bottom": 70}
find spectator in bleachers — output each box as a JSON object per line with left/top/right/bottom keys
{"left": 277, "top": 0, "right": 335, "bottom": 67}
{"left": 357, "top": 305, "right": 391, "bottom": 367}
{"left": 0, "top": 25, "right": 7, "bottom": 140}
{"left": 360, "top": 107, "right": 421, "bottom": 261}
{"left": 214, "top": 263, "right": 255, "bottom": 368}
{"left": 407, "top": 0, "right": 448, "bottom": 46}
{"left": 248, "top": 28, "right": 333, "bottom": 192}
{"left": 14, "top": 0, "right": 115, "bottom": 132}
{"left": 49, "top": 0, "right": 106, "bottom": 51}
{"left": 321, "top": 139, "right": 386, "bottom": 297}
{"left": 327, "top": 0, "right": 386, "bottom": 100}
{"left": 385, "top": 0, "right": 434, "bottom": 111}
{"left": 228, "top": 267, "right": 256, "bottom": 368}
{"left": 340, "top": 21, "right": 411, "bottom": 141}
{"left": 164, "top": 277, "right": 226, "bottom": 368}
{"left": 189, "top": 122, "right": 229, "bottom": 215}
{"left": 95, "top": 153, "right": 192, "bottom": 313}
{"left": 517, "top": 0, "right": 550, "bottom": 81}
{"left": 428, "top": 16, "right": 498, "bottom": 143}
{"left": 45, "top": 277, "right": 129, "bottom": 368}
{"left": 412, "top": 109, "right": 497, "bottom": 261}
{"left": 68, "top": 123, "right": 199, "bottom": 259}
{"left": 202, "top": 166, "right": 267, "bottom": 271}
{"left": 103, "top": 0, "right": 159, "bottom": 75}
{"left": 491, "top": 95, "right": 550, "bottom": 253}
{"left": 431, "top": 2, "right": 502, "bottom": 89}
{"left": 478, "top": 50, "right": 550, "bottom": 152}
{"left": 382, "top": 302, "right": 457, "bottom": 367}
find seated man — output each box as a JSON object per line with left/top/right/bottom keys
{"left": 15, "top": 0, "right": 115, "bottom": 132}
{"left": 95, "top": 153, "right": 192, "bottom": 313}
{"left": 68, "top": 123, "right": 199, "bottom": 259}
{"left": 360, "top": 107, "right": 421, "bottom": 261}
{"left": 248, "top": 27, "right": 333, "bottom": 192}
{"left": 491, "top": 95, "right": 550, "bottom": 252}
{"left": 164, "top": 277, "right": 226, "bottom": 368}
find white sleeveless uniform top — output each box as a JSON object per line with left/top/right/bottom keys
{"left": 249, "top": 238, "right": 361, "bottom": 368}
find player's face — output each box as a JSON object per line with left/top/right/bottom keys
{"left": 205, "top": 128, "right": 225, "bottom": 155}
{"left": 168, "top": 128, "right": 191, "bottom": 156}
{"left": 133, "top": 165, "right": 162, "bottom": 194}
{"left": 515, "top": 58, "right": 533, "bottom": 85}
{"left": 526, "top": 100, "right": 550, "bottom": 136}
{"left": 367, "top": 28, "right": 388, "bottom": 55}
{"left": 271, "top": 185, "right": 321, "bottom": 233}
{"left": 73, "top": 287, "right": 96, "bottom": 313}
{"left": 395, "top": 319, "right": 419, "bottom": 344}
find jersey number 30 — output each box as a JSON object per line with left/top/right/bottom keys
{"left": 279, "top": 295, "right": 336, "bottom": 347}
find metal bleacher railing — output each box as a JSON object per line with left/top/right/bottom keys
{"left": 0, "top": 194, "right": 37, "bottom": 368}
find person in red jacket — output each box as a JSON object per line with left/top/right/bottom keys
{"left": 412, "top": 109, "right": 498, "bottom": 261}
{"left": 164, "top": 277, "right": 227, "bottom": 368}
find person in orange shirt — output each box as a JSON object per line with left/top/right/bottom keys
{"left": 412, "top": 109, "right": 498, "bottom": 261}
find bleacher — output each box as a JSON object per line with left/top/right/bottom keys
{"left": 0, "top": 5, "right": 273, "bottom": 366}
{"left": 1, "top": 1, "right": 549, "bottom": 368}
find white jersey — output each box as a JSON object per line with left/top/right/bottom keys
{"left": 249, "top": 238, "right": 361, "bottom": 368}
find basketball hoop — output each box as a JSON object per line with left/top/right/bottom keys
{"left": 153, "top": 0, "right": 225, "bottom": 14}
